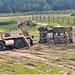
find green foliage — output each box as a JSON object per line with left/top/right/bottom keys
{"left": 71, "top": 13, "right": 75, "bottom": 16}
{"left": 0, "top": 20, "right": 18, "bottom": 25}
{"left": 0, "top": 0, "right": 75, "bottom": 13}
{"left": 31, "top": 21, "right": 37, "bottom": 27}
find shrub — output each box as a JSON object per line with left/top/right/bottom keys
{"left": 0, "top": 20, "right": 18, "bottom": 25}
{"left": 31, "top": 21, "right": 37, "bottom": 27}
{"left": 71, "top": 13, "right": 75, "bottom": 16}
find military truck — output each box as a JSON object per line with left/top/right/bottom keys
{"left": 0, "top": 18, "right": 33, "bottom": 51}
{"left": 38, "top": 26, "right": 75, "bottom": 44}
{"left": 0, "top": 29, "right": 33, "bottom": 50}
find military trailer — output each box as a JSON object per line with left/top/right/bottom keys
{"left": 38, "top": 26, "right": 75, "bottom": 44}
{"left": 0, "top": 29, "right": 33, "bottom": 50}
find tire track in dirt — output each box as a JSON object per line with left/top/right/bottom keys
{"left": 0, "top": 43, "right": 75, "bottom": 74}
{"left": 0, "top": 51, "right": 47, "bottom": 62}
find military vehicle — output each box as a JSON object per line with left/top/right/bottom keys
{"left": 38, "top": 26, "right": 75, "bottom": 44}
{"left": 0, "top": 19, "right": 33, "bottom": 50}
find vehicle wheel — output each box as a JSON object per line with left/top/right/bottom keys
{"left": 0, "top": 42, "right": 5, "bottom": 51}
{"left": 29, "top": 38, "right": 33, "bottom": 46}
{"left": 14, "top": 39, "right": 25, "bottom": 49}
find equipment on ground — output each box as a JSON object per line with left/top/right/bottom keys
{"left": 38, "top": 26, "right": 75, "bottom": 44}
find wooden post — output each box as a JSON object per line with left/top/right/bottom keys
{"left": 36, "top": 15, "right": 37, "bottom": 20}
{"left": 40, "top": 15, "right": 41, "bottom": 21}
{"left": 73, "top": 19, "right": 75, "bottom": 25}
{"left": 48, "top": 16, "right": 50, "bottom": 22}
{"left": 67, "top": 18, "right": 69, "bottom": 24}
{"left": 57, "top": 17, "right": 59, "bottom": 23}
{"left": 53, "top": 17, "right": 54, "bottom": 23}
{"left": 62, "top": 17, "right": 64, "bottom": 24}
{"left": 32, "top": 14, "right": 34, "bottom": 20}
{"left": 44, "top": 15, "right": 45, "bottom": 21}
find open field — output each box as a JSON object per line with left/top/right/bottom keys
{"left": 32, "top": 13, "right": 75, "bottom": 26}
{"left": 0, "top": 14, "right": 75, "bottom": 74}
{"left": 0, "top": 15, "right": 32, "bottom": 31}
{"left": 0, "top": 42, "right": 75, "bottom": 74}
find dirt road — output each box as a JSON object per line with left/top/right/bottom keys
{"left": 0, "top": 43, "right": 75, "bottom": 74}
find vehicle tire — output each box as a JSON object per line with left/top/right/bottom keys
{"left": 0, "top": 42, "right": 5, "bottom": 51}
{"left": 14, "top": 39, "right": 25, "bottom": 49}
{"left": 29, "top": 38, "right": 33, "bottom": 46}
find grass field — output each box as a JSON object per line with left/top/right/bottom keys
{"left": 32, "top": 13, "right": 75, "bottom": 26}
{"left": 0, "top": 13, "right": 75, "bottom": 74}
{"left": 0, "top": 58, "right": 64, "bottom": 74}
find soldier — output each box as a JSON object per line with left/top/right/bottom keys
{"left": 69, "top": 27, "right": 73, "bottom": 43}
{"left": 29, "top": 18, "right": 32, "bottom": 27}
{"left": 64, "top": 32, "right": 70, "bottom": 44}
{"left": 54, "top": 33, "right": 59, "bottom": 45}
{"left": 59, "top": 32, "right": 64, "bottom": 44}
{"left": 22, "top": 35, "right": 29, "bottom": 48}
{"left": 26, "top": 19, "right": 32, "bottom": 27}
{"left": 18, "top": 22, "right": 23, "bottom": 29}
{"left": 46, "top": 33, "right": 50, "bottom": 44}
{"left": 22, "top": 29, "right": 29, "bottom": 36}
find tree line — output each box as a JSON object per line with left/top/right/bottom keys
{"left": 0, "top": 0, "right": 75, "bottom": 13}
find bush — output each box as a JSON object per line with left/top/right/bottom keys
{"left": 71, "top": 13, "right": 75, "bottom": 16}
{"left": 0, "top": 20, "right": 18, "bottom": 25}
{"left": 31, "top": 21, "right": 37, "bottom": 26}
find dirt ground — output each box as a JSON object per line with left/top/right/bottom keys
{"left": 0, "top": 40, "right": 75, "bottom": 74}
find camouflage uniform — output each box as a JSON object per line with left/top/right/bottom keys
{"left": 22, "top": 29, "right": 29, "bottom": 36}
{"left": 64, "top": 32, "right": 70, "bottom": 44}
{"left": 59, "top": 33, "right": 64, "bottom": 44}
{"left": 54, "top": 33, "right": 59, "bottom": 44}
{"left": 46, "top": 33, "right": 54, "bottom": 44}
{"left": 69, "top": 31, "right": 73, "bottom": 43}
{"left": 18, "top": 22, "right": 23, "bottom": 29}
{"left": 46, "top": 34, "right": 50, "bottom": 44}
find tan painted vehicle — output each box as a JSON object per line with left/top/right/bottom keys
{"left": 0, "top": 20, "right": 33, "bottom": 50}
{"left": 38, "top": 26, "right": 75, "bottom": 44}
{"left": 0, "top": 29, "right": 33, "bottom": 50}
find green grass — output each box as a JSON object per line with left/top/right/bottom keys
{"left": 0, "top": 20, "right": 18, "bottom": 25}
{"left": 14, "top": 64, "right": 28, "bottom": 74}
{"left": 0, "top": 62, "right": 15, "bottom": 74}
{"left": 21, "top": 60, "right": 30, "bottom": 65}
{"left": 35, "top": 62, "right": 48, "bottom": 72}
{"left": 0, "top": 13, "right": 32, "bottom": 17}
{"left": 0, "top": 59, "right": 65, "bottom": 74}
{"left": 31, "top": 21, "right": 37, "bottom": 27}
{"left": 0, "top": 24, "right": 17, "bottom": 31}
{"left": 58, "top": 50, "right": 75, "bottom": 57}
{"left": 0, "top": 19, "right": 18, "bottom": 31}
{"left": 33, "top": 14, "right": 75, "bottom": 26}
{"left": 27, "top": 68, "right": 40, "bottom": 74}
{"left": 49, "top": 66, "right": 62, "bottom": 74}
